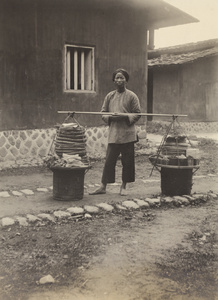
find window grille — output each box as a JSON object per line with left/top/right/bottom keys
{"left": 65, "top": 45, "right": 94, "bottom": 91}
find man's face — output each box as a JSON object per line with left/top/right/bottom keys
{"left": 114, "top": 72, "right": 127, "bottom": 88}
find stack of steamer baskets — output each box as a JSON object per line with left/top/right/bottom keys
{"left": 55, "top": 122, "right": 87, "bottom": 160}
{"left": 149, "top": 134, "right": 200, "bottom": 196}
{"left": 51, "top": 122, "right": 90, "bottom": 201}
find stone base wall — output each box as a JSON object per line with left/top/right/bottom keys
{"left": 0, "top": 125, "right": 147, "bottom": 169}
{"left": 0, "top": 121, "right": 216, "bottom": 170}
{"left": 85, "top": 126, "right": 109, "bottom": 160}
{"left": 0, "top": 129, "right": 56, "bottom": 169}
{"left": 147, "top": 121, "right": 218, "bottom": 135}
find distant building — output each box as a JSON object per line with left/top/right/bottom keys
{"left": 148, "top": 39, "right": 218, "bottom": 125}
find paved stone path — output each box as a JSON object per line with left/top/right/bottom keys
{"left": 0, "top": 186, "right": 217, "bottom": 228}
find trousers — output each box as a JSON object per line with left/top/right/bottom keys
{"left": 101, "top": 142, "right": 135, "bottom": 184}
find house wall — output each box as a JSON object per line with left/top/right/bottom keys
{"left": 0, "top": 0, "right": 147, "bottom": 131}
{"left": 151, "top": 55, "right": 218, "bottom": 122}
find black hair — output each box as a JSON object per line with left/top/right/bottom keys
{"left": 112, "top": 68, "right": 129, "bottom": 82}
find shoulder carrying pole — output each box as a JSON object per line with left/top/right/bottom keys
{"left": 57, "top": 111, "right": 188, "bottom": 118}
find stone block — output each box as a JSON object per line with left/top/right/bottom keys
{"left": 41, "top": 132, "right": 46, "bottom": 139}
{"left": 97, "top": 131, "right": 102, "bottom": 139}
{"left": 25, "top": 140, "right": 32, "bottom": 148}
{"left": 12, "top": 131, "right": 19, "bottom": 139}
{"left": 12, "top": 191, "right": 23, "bottom": 196}
{"left": 37, "top": 213, "right": 55, "bottom": 222}
{"left": 31, "top": 132, "right": 39, "bottom": 140}
{"left": 85, "top": 213, "right": 92, "bottom": 218}
{"left": 173, "top": 196, "right": 190, "bottom": 205}
{"left": 0, "top": 191, "right": 10, "bottom": 197}
{"left": 122, "top": 200, "right": 139, "bottom": 209}
{"left": 36, "top": 137, "right": 44, "bottom": 147}
{"left": 53, "top": 211, "right": 71, "bottom": 219}
{"left": 37, "top": 188, "right": 49, "bottom": 192}
{"left": 208, "top": 192, "right": 217, "bottom": 199}
{"left": 84, "top": 205, "right": 99, "bottom": 213}
{"left": 183, "top": 195, "right": 195, "bottom": 202}
{"left": 97, "top": 203, "right": 114, "bottom": 212}
{"left": 133, "top": 198, "right": 150, "bottom": 208}
{"left": 20, "top": 147, "right": 29, "bottom": 156}
{"left": 8, "top": 136, "right": 15, "bottom": 146}
{"left": 67, "top": 207, "right": 84, "bottom": 215}
{"left": 39, "top": 275, "right": 55, "bottom": 284}
{"left": 15, "top": 140, "right": 21, "bottom": 149}
{"left": 0, "top": 136, "right": 6, "bottom": 147}
{"left": 38, "top": 148, "right": 48, "bottom": 157}
{"left": 115, "top": 204, "right": 127, "bottom": 210}
{"left": 0, "top": 148, "right": 7, "bottom": 158}
{"left": 20, "top": 189, "right": 34, "bottom": 195}
{"left": 31, "top": 147, "right": 38, "bottom": 156}
{"left": 145, "top": 197, "right": 161, "bottom": 206}
{"left": 1, "top": 217, "right": 15, "bottom": 226}
{"left": 20, "top": 131, "right": 27, "bottom": 141}
{"left": 162, "top": 196, "right": 173, "bottom": 204}
{"left": 10, "top": 147, "right": 19, "bottom": 157}
{"left": 16, "top": 216, "right": 28, "bottom": 226}
{"left": 26, "top": 214, "right": 41, "bottom": 223}
{"left": 5, "top": 153, "right": 15, "bottom": 161}
{"left": 192, "top": 193, "right": 207, "bottom": 200}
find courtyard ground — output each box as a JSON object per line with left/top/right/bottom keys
{"left": 0, "top": 136, "right": 218, "bottom": 300}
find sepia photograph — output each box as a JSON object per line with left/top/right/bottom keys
{"left": 0, "top": 0, "right": 218, "bottom": 299}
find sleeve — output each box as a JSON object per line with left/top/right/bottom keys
{"left": 101, "top": 94, "right": 111, "bottom": 125}
{"left": 126, "top": 93, "right": 141, "bottom": 126}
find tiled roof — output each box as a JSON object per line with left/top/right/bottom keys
{"left": 148, "top": 39, "right": 218, "bottom": 67}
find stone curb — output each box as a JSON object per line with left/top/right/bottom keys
{"left": 0, "top": 192, "right": 217, "bottom": 228}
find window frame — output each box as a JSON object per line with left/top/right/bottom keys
{"left": 63, "top": 44, "right": 95, "bottom": 93}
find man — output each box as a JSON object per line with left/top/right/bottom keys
{"left": 89, "top": 68, "right": 141, "bottom": 196}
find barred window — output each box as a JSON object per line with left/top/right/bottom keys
{"left": 65, "top": 45, "right": 95, "bottom": 91}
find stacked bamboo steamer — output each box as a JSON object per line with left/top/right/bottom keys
{"left": 54, "top": 123, "right": 87, "bottom": 158}
{"left": 161, "top": 135, "right": 189, "bottom": 156}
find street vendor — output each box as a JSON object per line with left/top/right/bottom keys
{"left": 89, "top": 68, "right": 141, "bottom": 196}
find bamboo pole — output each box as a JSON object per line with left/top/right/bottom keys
{"left": 57, "top": 111, "right": 188, "bottom": 118}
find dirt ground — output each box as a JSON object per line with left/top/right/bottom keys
{"left": 0, "top": 137, "right": 218, "bottom": 300}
